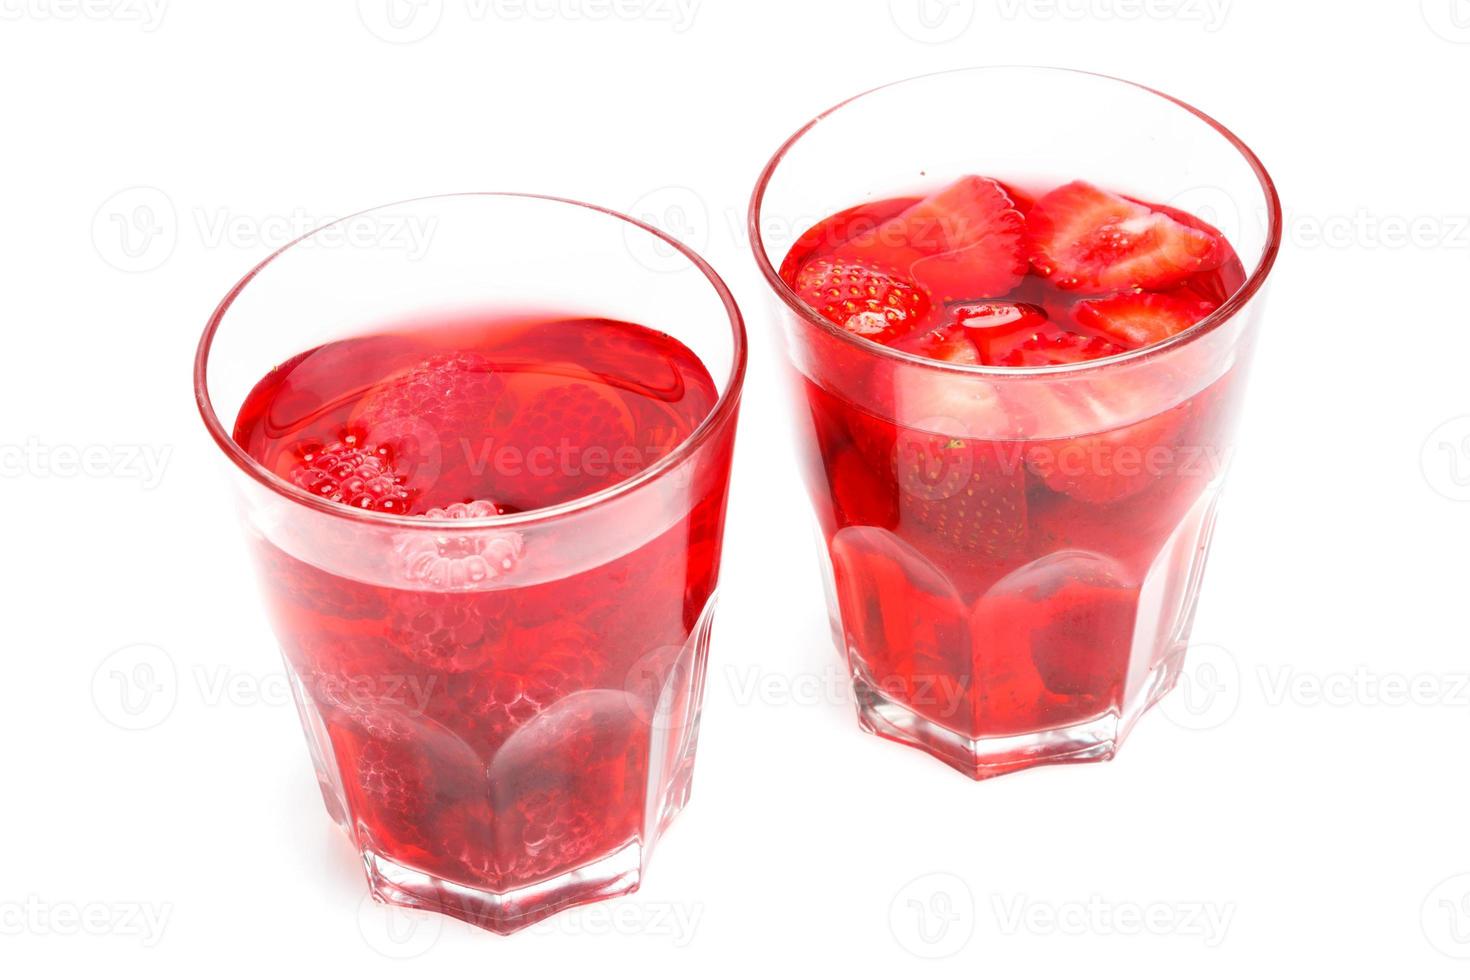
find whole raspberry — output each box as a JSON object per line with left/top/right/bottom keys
{"left": 395, "top": 499, "right": 525, "bottom": 591}
{"left": 352, "top": 352, "right": 513, "bottom": 508}
{"left": 500, "top": 382, "right": 637, "bottom": 509}
{"left": 386, "top": 591, "right": 506, "bottom": 674}
{"left": 451, "top": 621, "right": 604, "bottom": 749}
{"left": 290, "top": 435, "right": 414, "bottom": 513}
{"left": 353, "top": 732, "right": 432, "bottom": 850}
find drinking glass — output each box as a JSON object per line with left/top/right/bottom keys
{"left": 749, "top": 67, "right": 1279, "bottom": 778}
{"left": 195, "top": 193, "right": 745, "bottom": 931}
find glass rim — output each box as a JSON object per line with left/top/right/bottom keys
{"left": 194, "top": 191, "right": 748, "bottom": 531}
{"left": 747, "top": 65, "right": 1282, "bottom": 379}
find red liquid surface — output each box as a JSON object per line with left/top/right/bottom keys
{"left": 233, "top": 313, "right": 724, "bottom": 915}
{"left": 781, "top": 177, "right": 1249, "bottom": 758}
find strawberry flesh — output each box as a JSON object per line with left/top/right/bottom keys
{"left": 835, "top": 176, "right": 1027, "bottom": 302}
{"left": 1072, "top": 290, "right": 1217, "bottom": 348}
{"left": 1027, "top": 181, "right": 1222, "bottom": 293}
{"left": 996, "top": 330, "right": 1128, "bottom": 368}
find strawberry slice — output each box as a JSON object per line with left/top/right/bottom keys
{"left": 994, "top": 329, "right": 1127, "bottom": 368}
{"left": 1071, "top": 290, "right": 1217, "bottom": 348}
{"left": 989, "top": 320, "right": 1194, "bottom": 504}
{"left": 850, "top": 358, "right": 1028, "bottom": 559}
{"left": 794, "top": 257, "right": 930, "bottom": 342}
{"left": 836, "top": 176, "right": 1027, "bottom": 302}
{"left": 1022, "top": 382, "right": 1193, "bottom": 505}
{"left": 972, "top": 553, "right": 1139, "bottom": 701}
{"left": 893, "top": 426, "right": 1029, "bottom": 558}
{"left": 904, "top": 325, "right": 981, "bottom": 365}
{"left": 902, "top": 302, "right": 1073, "bottom": 368}
{"left": 1027, "top": 181, "right": 1222, "bottom": 293}
{"left": 952, "top": 301, "right": 1049, "bottom": 334}
{"left": 1026, "top": 572, "right": 1138, "bottom": 698}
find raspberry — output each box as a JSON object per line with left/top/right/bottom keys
{"left": 353, "top": 734, "right": 432, "bottom": 850}
{"left": 452, "top": 621, "right": 604, "bottom": 749}
{"left": 395, "top": 500, "right": 525, "bottom": 591}
{"left": 501, "top": 788, "right": 604, "bottom": 884}
{"left": 356, "top": 352, "right": 508, "bottom": 435}
{"left": 290, "top": 435, "right": 414, "bottom": 513}
{"left": 386, "top": 591, "right": 507, "bottom": 674}
{"left": 352, "top": 352, "right": 513, "bottom": 509}
{"left": 500, "top": 383, "right": 637, "bottom": 509}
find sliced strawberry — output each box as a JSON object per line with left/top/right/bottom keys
{"left": 904, "top": 324, "right": 981, "bottom": 365}
{"left": 994, "top": 329, "right": 1127, "bottom": 368}
{"left": 907, "top": 306, "right": 1134, "bottom": 368}
{"left": 828, "top": 446, "right": 900, "bottom": 529}
{"left": 829, "top": 526, "right": 976, "bottom": 733}
{"left": 778, "top": 198, "right": 916, "bottom": 285}
{"left": 1072, "top": 290, "right": 1217, "bottom": 348}
{"left": 794, "top": 257, "right": 931, "bottom": 342}
{"left": 893, "top": 427, "right": 1029, "bottom": 558}
{"left": 952, "top": 301, "right": 1049, "bottom": 334}
{"left": 848, "top": 372, "right": 1028, "bottom": 559}
{"left": 1031, "top": 576, "right": 1138, "bottom": 698}
{"left": 1023, "top": 385, "right": 1194, "bottom": 506}
{"left": 972, "top": 555, "right": 1139, "bottom": 700}
{"left": 1027, "top": 181, "right": 1222, "bottom": 293}
{"left": 836, "top": 176, "right": 1027, "bottom": 302}
{"left": 980, "top": 323, "right": 1194, "bottom": 504}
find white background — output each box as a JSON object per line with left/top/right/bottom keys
{"left": 3, "top": 0, "right": 1468, "bottom": 974}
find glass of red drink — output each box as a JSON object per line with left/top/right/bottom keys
{"left": 750, "top": 68, "right": 1280, "bottom": 779}
{"left": 195, "top": 194, "right": 744, "bottom": 932}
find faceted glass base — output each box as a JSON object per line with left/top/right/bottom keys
{"left": 363, "top": 840, "right": 646, "bottom": 935}
{"left": 851, "top": 648, "right": 1186, "bottom": 779}
{"left": 821, "top": 484, "right": 1222, "bottom": 781}
{"left": 285, "top": 598, "right": 718, "bottom": 934}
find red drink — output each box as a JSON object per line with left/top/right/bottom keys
{"left": 762, "top": 164, "right": 1271, "bottom": 777}
{"left": 198, "top": 193, "right": 744, "bottom": 933}
{"left": 231, "top": 312, "right": 729, "bottom": 928}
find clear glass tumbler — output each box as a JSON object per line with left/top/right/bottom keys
{"left": 750, "top": 67, "right": 1280, "bottom": 779}
{"left": 195, "top": 194, "right": 745, "bottom": 931}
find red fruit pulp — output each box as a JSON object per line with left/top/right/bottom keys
{"left": 233, "top": 311, "right": 727, "bottom": 904}
{"left": 782, "top": 177, "right": 1249, "bottom": 763}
